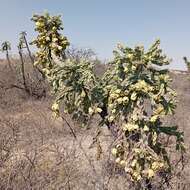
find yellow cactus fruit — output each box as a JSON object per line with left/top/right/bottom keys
{"left": 52, "top": 38, "right": 58, "bottom": 42}
{"left": 154, "top": 106, "right": 164, "bottom": 115}
{"left": 131, "top": 113, "right": 138, "bottom": 121}
{"left": 159, "top": 162, "right": 164, "bottom": 169}
{"left": 132, "top": 171, "right": 141, "bottom": 181}
{"left": 147, "top": 169, "right": 155, "bottom": 178}
{"left": 110, "top": 93, "right": 119, "bottom": 99}
{"left": 111, "top": 109, "right": 116, "bottom": 114}
{"left": 124, "top": 67, "right": 128, "bottom": 72}
{"left": 120, "top": 160, "right": 126, "bottom": 166}
{"left": 152, "top": 162, "right": 164, "bottom": 171}
{"left": 46, "top": 36, "right": 50, "bottom": 41}
{"left": 52, "top": 26, "right": 57, "bottom": 31}
{"left": 125, "top": 167, "right": 132, "bottom": 173}
{"left": 96, "top": 107, "right": 102, "bottom": 113}
{"left": 143, "top": 125, "right": 149, "bottom": 132}
{"left": 108, "top": 103, "right": 114, "bottom": 109}
{"left": 131, "top": 159, "right": 137, "bottom": 167}
{"left": 108, "top": 116, "right": 115, "bottom": 122}
{"left": 152, "top": 132, "right": 157, "bottom": 145}
{"left": 88, "top": 107, "right": 94, "bottom": 115}
{"left": 115, "top": 157, "right": 121, "bottom": 163}
{"left": 42, "top": 68, "right": 50, "bottom": 75}
{"left": 132, "top": 65, "right": 136, "bottom": 71}
{"left": 131, "top": 92, "right": 137, "bottom": 101}
{"left": 127, "top": 53, "right": 133, "bottom": 59}
{"left": 81, "top": 90, "right": 86, "bottom": 97}
{"left": 36, "top": 21, "right": 42, "bottom": 27}
{"left": 52, "top": 111, "right": 59, "bottom": 118}
{"left": 58, "top": 46, "right": 63, "bottom": 50}
{"left": 52, "top": 102, "right": 59, "bottom": 111}
{"left": 117, "top": 97, "right": 123, "bottom": 104}
{"left": 134, "top": 148, "right": 141, "bottom": 154}
{"left": 52, "top": 102, "right": 60, "bottom": 118}
{"left": 64, "top": 109, "right": 68, "bottom": 114}
{"left": 136, "top": 175, "right": 142, "bottom": 181}
{"left": 111, "top": 148, "right": 117, "bottom": 155}
{"left": 150, "top": 115, "right": 158, "bottom": 122}
{"left": 122, "top": 96, "right": 129, "bottom": 102}
{"left": 123, "top": 123, "right": 139, "bottom": 132}
{"left": 115, "top": 89, "right": 121, "bottom": 94}
{"left": 33, "top": 61, "right": 39, "bottom": 66}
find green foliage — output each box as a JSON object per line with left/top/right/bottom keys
{"left": 31, "top": 12, "right": 185, "bottom": 185}
{"left": 50, "top": 59, "right": 99, "bottom": 123}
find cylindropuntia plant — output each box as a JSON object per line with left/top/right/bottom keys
{"left": 31, "top": 12, "right": 69, "bottom": 69}
{"left": 31, "top": 12, "right": 185, "bottom": 189}
{"left": 104, "top": 41, "right": 185, "bottom": 184}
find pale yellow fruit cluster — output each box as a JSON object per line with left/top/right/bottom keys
{"left": 88, "top": 107, "right": 102, "bottom": 115}
{"left": 51, "top": 102, "right": 60, "bottom": 117}
{"left": 111, "top": 145, "right": 166, "bottom": 181}
{"left": 111, "top": 144, "right": 126, "bottom": 167}
{"left": 31, "top": 13, "right": 69, "bottom": 68}
{"left": 130, "top": 80, "right": 153, "bottom": 93}
{"left": 122, "top": 123, "right": 139, "bottom": 132}
{"left": 107, "top": 88, "right": 129, "bottom": 122}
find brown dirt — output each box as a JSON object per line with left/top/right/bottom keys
{"left": 0, "top": 60, "right": 190, "bottom": 189}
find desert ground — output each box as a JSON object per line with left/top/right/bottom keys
{"left": 0, "top": 59, "right": 190, "bottom": 190}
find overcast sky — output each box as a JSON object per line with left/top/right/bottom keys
{"left": 0, "top": 0, "right": 190, "bottom": 70}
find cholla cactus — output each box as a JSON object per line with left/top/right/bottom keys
{"left": 106, "top": 41, "right": 185, "bottom": 183}
{"left": 49, "top": 58, "right": 100, "bottom": 122}
{"left": 31, "top": 13, "right": 100, "bottom": 122}
{"left": 31, "top": 13, "right": 185, "bottom": 187}
{"left": 31, "top": 12, "right": 69, "bottom": 69}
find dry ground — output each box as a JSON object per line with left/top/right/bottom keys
{"left": 0, "top": 60, "right": 190, "bottom": 190}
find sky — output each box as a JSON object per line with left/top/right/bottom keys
{"left": 0, "top": 0, "right": 190, "bottom": 70}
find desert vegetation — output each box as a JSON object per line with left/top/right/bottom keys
{"left": 0, "top": 12, "right": 190, "bottom": 190}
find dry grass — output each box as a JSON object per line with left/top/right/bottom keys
{"left": 0, "top": 60, "right": 190, "bottom": 190}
